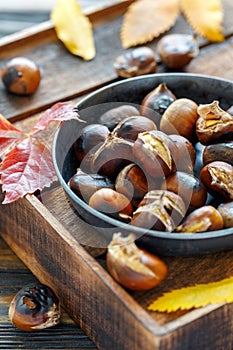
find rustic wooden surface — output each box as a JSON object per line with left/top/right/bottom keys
{"left": 1, "top": 0, "right": 233, "bottom": 349}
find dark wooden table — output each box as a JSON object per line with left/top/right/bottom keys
{"left": 1, "top": 1, "right": 233, "bottom": 349}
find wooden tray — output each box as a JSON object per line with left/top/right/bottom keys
{"left": 1, "top": 1, "right": 233, "bottom": 349}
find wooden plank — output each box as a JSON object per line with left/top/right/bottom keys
{"left": 1, "top": 187, "right": 233, "bottom": 350}
{"left": 1, "top": 0, "right": 233, "bottom": 122}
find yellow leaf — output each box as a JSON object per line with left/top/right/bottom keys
{"left": 148, "top": 276, "right": 233, "bottom": 313}
{"left": 180, "top": 0, "right": 224, "bottom": 42}
{"left": 121, "top": 0, "right": 180, "bottom": 48}
{"left": 51, "top": 0, "right": 95, "bottom": 60}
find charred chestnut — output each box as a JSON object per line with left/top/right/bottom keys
{"left": 114, "top": 46, "right": 157, "bottom": 78}
{"left": 9, "top": 283, "right": 60, "bottom": 332}
{"left": 1, "top": 57, "right": 41, "bottom": 95}
{"left": 107, "top": 233, "right": 167, "bottom": 290}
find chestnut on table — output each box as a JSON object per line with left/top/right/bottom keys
{"left": 1, "top": 0, "right": 233, "bottom": 349}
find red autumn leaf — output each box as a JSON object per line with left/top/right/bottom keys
{"left": 1, "top": 137, "right": 57, "bottom": 204}
{"left": 0, "top": 114, "right": 26, "bottom": 155}
{"left": 30, "top": 102, "right": 83, "bottom": 135}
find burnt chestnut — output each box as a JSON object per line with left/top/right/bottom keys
{"left": 114, "top": 46, "right": 157, "bottom": 78}
{"left": 176, "top": 205, "right": 224, "bottom": 233}
{"left": 9, "top": 283, "right": 60, "bottom": 332}
{"left": 140, "top": 82, "right": 176, "bottom": 126}
{"left": 113, "top": 115, "right": 157, "bottom": 141}
{"left": 200, "top": 161, "right": 233, "bottom": 200}
{"left": 69, "top": 168, "right": 114, "bottom": 202}
{"left": 161, "top": 171, "right": 207, "bottom": 212}
{"left": 89, "top": 188, "right": 133, "bottom": 221}
{"left": 107, "top": 233, "right": 167, "bottom": 290}
{"left": 99, "top": 105, "right": 140, "bottom": 131}
{"left": 1, "top": 57, "right": 41, "bottom": 95}
{"left": 157, "top": 34, "right": 199, "bottom": 69}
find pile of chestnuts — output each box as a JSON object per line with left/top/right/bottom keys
{"left": 69, "top": 82, "right": 233, "bottom": 234}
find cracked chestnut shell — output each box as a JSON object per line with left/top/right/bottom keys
{"left": 176, "top": 205, "right": 223, "bottom": 233}
{"left": 133, "top": 130, "right": 178, "bottom": 178}
{"left": 200, "top": 161, "right": 233, "bottom": 200}
{"left": 107, "top": 233, "right": 167, "bottom": 290}
{"left": 161, "top": 171, "right": 207, "bottom": 212}
{"left": 1, "top": 57, "right": 41, "bottom": 95}
{"left": 131, "top": 190, "right": 186, "bottom": 232}
{"left": 9, "top": 283, "right": 60, "bottom": 332}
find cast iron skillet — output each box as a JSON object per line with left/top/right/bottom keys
{"left": 52, "top": 73, "right": 233, "bottom": 256}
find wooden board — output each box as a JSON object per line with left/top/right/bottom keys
{"left": 1, "top": 1, "right": 233, "bottom": 349}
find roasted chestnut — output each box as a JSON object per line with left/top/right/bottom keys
{"left": 89, "top": 188, "right": 133, "bottom": 221}
{"left": 106, "top": 233, "right": 167, "bottom": 290}
{"left": 161, "top": 171, "right": 207, "bottom": 212}
{"left": 131, "top": 190, "right": 186, "bottom": 232}
{"left": 69, "top": 168, "right": 114, "bottom": 202}
{"left": 133, "top": 130, "right": 178, "bottom": 178}
{"left": 113, "top": 115, "right": 157, "bottom": 141}
{"left": 176, "top": 205, "right": 224, "bottom": 233}
{"left": 196, "top": 101, "right": 233, "bottom": 145}
{"left": 202, "top": 142, "right": 233, "bottom": 166}
{"left": 74, "top": 124, "right": 109, "bottom": 168}
{"left": 114, "top": 46, "right": 157, "bottom": 78}
{"left": 140, "top": 82, "right": 176, "bottom": 126}
{"left": 99, "top": 105, "right": 140, "bottom": 131}
{"left": 160, "top": 98, "right": 199, "bottom": 142}
{"left": 115, "top": 163, "right": 149, "bottom": 205}
{"left": 8, "top": 283, "right": 60, "bottom": 332}
{"left": 90, "top": 134, "right": 134, "bottom": 178}
{"left": 169, "top": 134, "right": 196, "bottom": 173}
{"left": 157, "top": 34, "right": 199, "bottom": 69}
{"left": 1, "top": 56, "right": 41, "bottom": 95}
{"left": 217, "top": 201, "right": 233, "bottom": 228}
{"left": 200, "top": 161, "right": 233, "bottom": 200}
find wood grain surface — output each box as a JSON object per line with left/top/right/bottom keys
{"left": 1, "top": 0, "right": 233, "bottom": 349}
